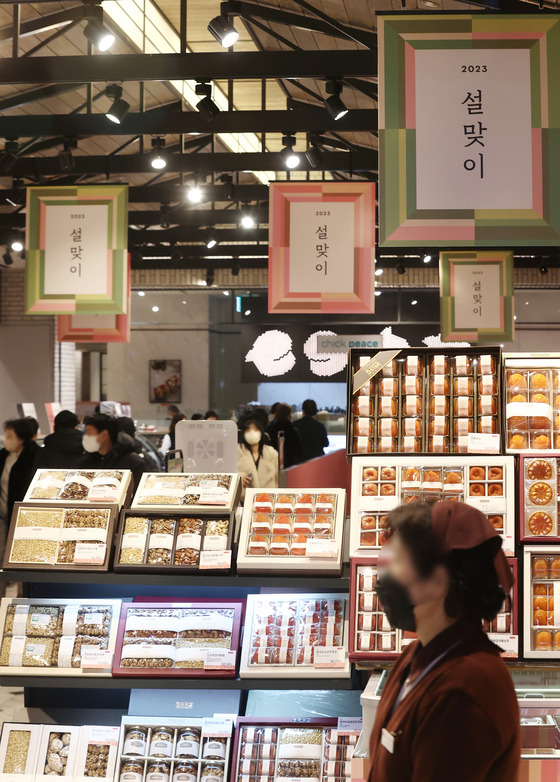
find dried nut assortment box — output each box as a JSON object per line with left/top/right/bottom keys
{"left": 116, "top": 717, "right": 232, "bottom": 782}
{"left": 523, "top": 546, "right": 560, "bottom": 658}
{"left": 0, "top": 723, "right": 120, "bottom": 782}
{"left": 519, "top": 455, "right": 560, "bottom": 541}
{"left": 230, "top": 719, "right": 357, "bottom": 782}
{"left": 114, "top": 512, "right": 233, "bottom": 574}
{"left": 23, "top": 469, "right": 132, "bottom": 509}
{"left": 131, "top": 474, "right": 241, "bottom": 514}
{"left": 3, "top": 503, "right": 117, "bottom": 572}
{"left": 112, "top": 602, "right": 243, "bottom": 677}
{"left": 504, "top": 356, "right": 560, "bottom": 452}
{"left": 236, "top": 489, "right": 346, "bottom": 574}
{"left": 239, "top": 594, "right": 350, "bottom": 679}
{"left": 0, "top": 598, "right": 121, "bottom": 676}
{"left": 347, "top": 347, "right": 502, "bottom": 456}
{"left": 349, "top": 456, "right": 515, "bottom": 557}
{"left": 349, "top": 558, "right": 518, "bottom": 661}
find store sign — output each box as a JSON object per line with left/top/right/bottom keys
{"left": 439, "top": 251, "right": 514, "bottom": 342}
{"left": 26, "top": 185, "right": 128, "bottom": 314}
{"left": 315, "top": 334, "right": 381, "bottom": 353}
{"left": 268, "top": 182, "right": 375, "bottom": 314}
{"left": 378, "top": 14, "right": 560, "bottom": 246}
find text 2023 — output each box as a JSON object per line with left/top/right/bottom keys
{"left": 315, "top": 210, "right": 331, "bottom": 216}
{"left": 462, "top": 65, "right": 487, "bottom": 73}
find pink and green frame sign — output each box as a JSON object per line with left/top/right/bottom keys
{"left": 26, "top": 184, "right": 128, "bottom": 314}
{"left": 268, "top": 182, "right": 375, "bottom": 313}
{"left": 379, "top": 13, "right": 560, "bottom": 247}
{"left": 439, "top": 250, "right": 514, "bottom": 343}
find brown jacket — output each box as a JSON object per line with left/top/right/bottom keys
{"left": 368, "top": 621, "right": 520, "bottom": 782}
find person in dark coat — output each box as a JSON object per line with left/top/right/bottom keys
{"left": 35, "top": 410, "right": 83, "bottom": 470}
{"left": 0, "top": 418, "right": 39, "bottom": 558}
{"left": 265, "top": 403, "right": 302, "bottom": 469}
{"left": 368, "top": 500, "right": 519, "bottom": 782}
{"left": 293, "top": 399, "right": 329, "bottom": 462}
{"left": 117, "top": 416, "right": 159, "bottom": 472}
{"left": 80, "top": 413, "right": 145, "bottom": 490}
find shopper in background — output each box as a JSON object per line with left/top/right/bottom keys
{"left": 25, "top": 416, "right": 40, "bottom": 441}
{"left": 160, "top": 413, "right": 186, "bottom": 458}
{"left": 117, "top": 416, "right": 159, "bottom": 472}
{"left": 368, "top": 500, "right": 519, "bottom": 782}
{"left": 265, "top": 403, "right": 302, "bottom": 469}
{"left": 191, "top": 413, "right": 203, "bottom": 420}
{"left": 0, "top": 418, "right": 39, "bottom": 558}
{"left": 80, "top": 413, "right": 145, "bottom": 489}
{"left": 204, "top": 410, "right": 219, "bottom": 420}
{"left": 293, "top": 399, "right": 329, "bottom": 462}
{"left": 35, "top": 410, "right": 83, "bottom": 469}
{"left": 237, "top": 418, "right": 278, "bottom": 499}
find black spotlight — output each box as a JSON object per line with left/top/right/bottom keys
{"left": 83, "top": 7, "right": 115, "bottom": 51}
{"left": 0, "top": 141, "right": 19, "bottom": 175}
{"left": 207, "top": 14, "right": 239, "bottom": 47}
{"left": 58, "top": 137, "right": 77, "bottom": 173}
{"left": 206, "top": 269, "right": 215, "bottom": 287}
{"left": 396, "top": 262, "right": 406, "bottom": 275}
{"left": 232, "top": 262, "right": 240, "bottom": 277}
{"left": 2, "top": 251, "right": 13, "bottom": 266}
{"left": 539, "top": 263, "right": 549, "bottom": 275}
{"left": 206, "top": 233, "right": 219, "bottom": 250}
{"left": 171, "top": 250, "right": 183, "bottom": 263}
{"left": 131, "top": 250, "right": 143, "bottom": 264}
{"left": 305, "top": 143, "right": 324, "bottom": 169}
{"left": 219, "top": 173, "right": 234, "bottom": 200}
{"left": 105, "top": 85, "right": 130, "bottom": 124}
{"left": 195, "top": 82, "right": 220, "bottom": 121}
{"left": 324, "top": 79, "right": 348, "bottom": 121}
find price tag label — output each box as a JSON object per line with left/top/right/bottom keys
{"left": 488, "top": 634, "right": 518, "bottom": 657}
{"left": 81, "top": 647, "right": 113, "bottom": 670}
{"left": 199, "top": 550, "right": 232, "bottom": 570}
{"left": 201, "top": 717, "right": 233, "bottom": 738}
{"left": 467, "top": 433, "right": 500, "bottom": 454}
{"left": 74, "top": 542, "right": 106, "bottom": 564}
{"left": 502, "top": 534, "right": 515, "bottom": 555}
{"left": 306, "top": 539, "right": 339, "bottom": 559}
{"left": 313, "top": 646, "right": 346, "bottom": 669}
{"left": 204, "top": 649, "right": 236, "bottom": 671}
{"left": 337, "top": 718, "right": 363, "bottom": 734}
{"left": 198, "top": 487, "right": 229, "bottom": 506}
{"left": 88, "top": 486, "right": 119, "bottom": 502}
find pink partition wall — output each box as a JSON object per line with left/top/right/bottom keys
{"left": 285, "top": 449, "right": 352, "bottom": 513}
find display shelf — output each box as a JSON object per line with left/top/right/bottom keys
{"left": 0, "top": 567, "right": 350, "bottom": 589}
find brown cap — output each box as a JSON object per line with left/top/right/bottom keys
{"left": 431, "top": 500, "right": 513, "bottom": 592}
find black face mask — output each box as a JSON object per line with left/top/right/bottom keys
{"left": 375, "top": 572, "right": 417, "bottom": 632}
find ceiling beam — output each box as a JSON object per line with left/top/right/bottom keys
{"left": 0, "top": 51, "right": 376, "bottom": 84}
{"left": 0, "top": 83, "right": 87, "bottom": 111}
{"left": 132, "top": 257, "right": 268, "bottom": 270}
{"left": 0, "top": 4, "right": 84, "bottom": 41}
{"left": 127, "top": 184, "right": 270, "bottom": 203}
{"left": 6, "top": 150, "right": 377, "bottom": 176}
{"left": 130, "top": 227, "right": 269, "bottom": 243}
{"left": 137, "top": 245, "right": 268, "bottom": 257}
{"left": 0, "top": 108, "right": 378, "bottom": 138}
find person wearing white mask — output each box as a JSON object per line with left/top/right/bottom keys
{"left": 0, "top": 418, "right": 39, "bottom": 559}
{"left": 79, "top": 413, "right": 146, "bottom": 490}
{"left": 237, "top": 418, "right": 278, "bottom": 499}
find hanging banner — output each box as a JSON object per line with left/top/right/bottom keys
{"left": 378, "top": 14, "right": 560, "bottom": 247}
{"left": 26, "top": 185, "right": 128, "bottom": 314}
{"left": 439, "top": 250, "right": 514, "bottom": 343}
{"left": 268, "top": 182, "right": 375, "bottom": 313}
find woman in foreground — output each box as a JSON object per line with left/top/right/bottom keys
{"left": 369, "top": 500, "right": 520, "bottom": 782}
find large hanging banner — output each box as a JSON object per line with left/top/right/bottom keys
{"left": 378, "top": 14, "right": 560, "bottom": 247}
{"left": 268, "top": 182, "right": 375, "bottom": 313}
{"left": 26, "top": 185, "right": 128, "bottom": 313}
{"left": 439, "top": 250, "right": 514, "bottom": 343}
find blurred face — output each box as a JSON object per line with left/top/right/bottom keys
{"left": 206, "top": 415, "right": 218, "bottom": 421}
{"left": 83, "top": 425, "right": 112, "bottom": 454}
{"left": 244, "top": 423, "right": 262, "bottom": 446}
{"left": 4, "top": 427, "right": 23, "bottom": 453}
{"left": 386, "top": 535, "right": 449, "bottom": 608}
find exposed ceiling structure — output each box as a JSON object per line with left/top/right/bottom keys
{"left": 0, "top": 0, "right": 554, "bottom": 275}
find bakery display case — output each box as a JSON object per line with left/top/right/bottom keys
{"left": 3, "top": 503, "right": 117, "bottom": 572}
{"left": 131, "top": 473, "right": 241, "bottom": 514}
{"left": 347, "top": 347, "right": 502, "bottom": 456}
{"left": 112, "top": 601, "right": 243, "bottom": 678}
{"left": 236, "top": 489, "right": 346, "bottom": 575}
{"left": 519, "top": 455, "right": 560, "bottom": 541}
{"left": 24, "top": 469, "right": 132, "bottom": 509}
{"left": 0, "top": 598, "right": 122, "bottom": 677}
{"left": 116, "top": 716, "right": 232, "bottom": 782}
{"left": 523, "top": 546, "right": 560, "bottom": 658}
{"left": 349, "top": 456, "right": 515, "bottom": 557}
{"left": 504, "top": 356, "right": 560, "bottom": 453}
{"left": 349, "top": 557, "right": 518, "bottom": 661}
{"left": 114, "top": 511, "right": 234, "bottom": 574}
{"left": 239, "top": 594, "right": 350, "bottom": 679}
{"left": 229, "top": 719, "right": 357, "bottom": 782}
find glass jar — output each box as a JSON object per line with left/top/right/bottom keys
{"left": 173, "top": 761, "right": 197, "bottom": 782}
{"left": 149, "top": 728, "right": 173, "bottom": 758}
{"left": 201, "top": 761, "right": 224, "bottom": 782}
{"left": 202, "top": 737, "right": 227, "bottom": 761}
{"left": 120, "top": 760, "right": 144, "bottom": 782}
{"left": 176, "top": 728, "right": 201, "bottom": 759}
{"left": 123, "top": 727, "right": 148, "bottom": 756}
{"left": 146, "top": 760, "right": 170, "bottom": 782}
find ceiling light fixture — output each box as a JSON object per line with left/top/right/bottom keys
{"left": 411, "top": 299, "right": 418, "bottom": 306}
{"left": 281, "top": 134, "right": 301, "bottom": 169}
{"left": 244, "top": 309, "right": 251, "bottom": 316}
{"left": 539, "top": 263, "right": 549, "bottom": 275}
{"left": 83, "top": 7, "right": 115, "bottom": 52}
{"left": 2, "top": 251, "right": 13, "bottom": 266}
{"left": 305, "top": 138, "right": 324, "bottom": 169}
{"left": 375, "top": 267, "right": 384, "bottom": 277}
{"left": 374, "top": 291, "right": 382, "bottom": 297}
{"left": 219, "top": 173, "right": 234, "bottom": 200}
{"left": 10, "top": 237, "right": 23, "bottom": 253}
{"left": 206, "top": 269, "right": 215, "bottom": 287}
{"left": 240, "top": 205, "right": 255, "bottom": 229}
{"left": 171, "top": 250, "right": 183, "bottom": 263}
{"left": 187, "top": 185, "right": 202, "bottom": 204}
{"left": 105, "top": 85, "right": 130, "bottom": 124}
{"left": 324, "top": 79, "right": 348, "bottom": 121}
{"left": 206, "top": 233, "right": 219, "bottom": 249}
{"left": 58, "top": 137, "right": 77, "bottom": 173}
{"left": 423, "top": 253, "right": 432, "bottom": 264}
{"left": 396, "top": 262, "right": 406, "bottom": 275}
{"left": 137, "top": 291, "right": 145, "bottom": 297}
{"left": 152, "top": 305, "right": 159, "bottom": 312}
{"left": 195, "top": 81, "right": 220, "bottom": 121}
{"left": 0, "top": 141, "right": 19, "bottom": 174}
{"left": 150, "top": 137, "right": 167, "bottom": 170}
{"left": 232, "top": 262, "right": 240, "bottom": 276}
{"left": 207, "top": 14, "right": 239, "bottom": 48}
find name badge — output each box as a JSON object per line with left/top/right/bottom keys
{"left": 381, "top": 728, "right": 394, "bottom": 754}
